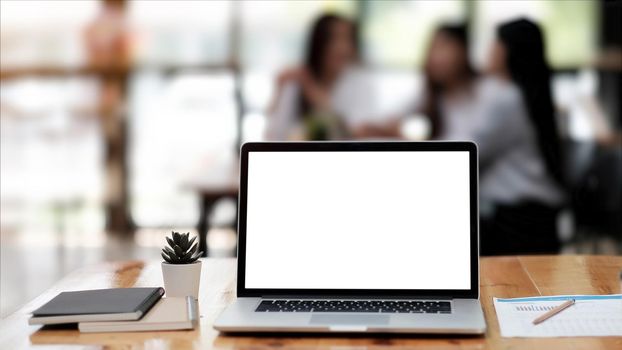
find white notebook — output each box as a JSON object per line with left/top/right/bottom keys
{"left": 79, "top": 297, "right": 198, "bottom": 333}
{"left": 493, "top": 294, "right": 622, "bottom": 337}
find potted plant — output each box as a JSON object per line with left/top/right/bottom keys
{"left": 161, "top": 231, "right": 203, "bottom": 299}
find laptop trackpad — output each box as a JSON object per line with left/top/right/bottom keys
{"left": 310, "top": 314, "right": 389, "bottom": 326}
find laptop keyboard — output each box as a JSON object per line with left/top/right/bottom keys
{"left": 255, "top": 300, "right": 451, "bottom": 313}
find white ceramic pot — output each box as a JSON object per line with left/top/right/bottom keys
{"left": 161, "top": 260, "right": 202, "bottom": 299}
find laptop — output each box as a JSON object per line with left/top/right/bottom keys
{"left": 214, "top": 141, "right": 486, "bottom": 334}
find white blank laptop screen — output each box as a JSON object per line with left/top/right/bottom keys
{"left": 245, "top": 151, "right": 471, "bottom": 290}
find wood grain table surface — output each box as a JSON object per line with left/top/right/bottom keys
{"left": 1, "top": 255, "right": 620, "bottom": 350}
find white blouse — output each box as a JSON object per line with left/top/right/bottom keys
{"left": 469, "top": 77, "right": 565, "bottom": 208}
{"left": 265, "top": 66, "right": 377, "bottom": 141}
{"left": 414, "top": 77, "right": 565, "bottom": 208}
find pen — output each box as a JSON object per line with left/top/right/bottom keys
{"left": 532, "top": 299, "right": 575, "bottom": 325}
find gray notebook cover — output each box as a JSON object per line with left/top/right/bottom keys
{"left": 32, "top": 287, "right": 164, "bottom": 317}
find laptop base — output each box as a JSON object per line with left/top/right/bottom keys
{"left": 214, "top": 297, "right": 486, "bottom": 334}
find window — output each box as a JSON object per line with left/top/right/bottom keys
{"left": 363, "top": 0, "right": 465, "bottom": 68}
{"left": 128, "top": 0, "right": 232, "bottom": 65}
{"left": 472, "top": 0, "right": 598, "bottom": 69}
{"left": 129, "top": 72, "right": 237, "bottom": 227}
{"left": 0, "top": 77, "right": 104, "bottom": 234}
{"left": 0, "top": 0, "right": 100, "bottom": 67}
{"left": 1, "top": 0, "right": 603, "bottom": 234}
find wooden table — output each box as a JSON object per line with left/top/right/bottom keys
{"left": 1, "top": 256, "right": 620, "bottom": 349}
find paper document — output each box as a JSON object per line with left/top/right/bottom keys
{"left": 493, "top": 294, "right": 622, "bottom": 337}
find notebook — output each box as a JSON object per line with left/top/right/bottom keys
{"left": 493, "top": 294, "right": 622, "bottom": 337}
{"left": 29, "top": 287, "right": 164, "bottom": 325}
{"left": 78, "top": 297, "right": 198, "bottom": 333}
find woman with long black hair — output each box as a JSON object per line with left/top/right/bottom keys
{"left": 420, "top": 24, "right": 478, "bottom": 139}
{"left": 353, "top": 23, "right": 479, "bottom": 140}
{"left": 266, "top": 14, "right": 374, "bottom": 140}
{"left": 477, "top": 18, "right": 566, "bottom": 255}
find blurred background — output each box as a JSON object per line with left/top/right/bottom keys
{"left": 1, "top": 0, "right": 620, "bottom": 317}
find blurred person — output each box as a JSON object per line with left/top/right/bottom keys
{"left": 266, "top": 14, "right": 374, "bottom": 140}
{"left": 356, "top": 20, "right": 566, "bottom": 255}
{"left": 476, "top": 18, "right": 566, "bottom": 255}
{"left": 84, "top": 0, "right": 131, "bottom": 68}
{"left": 354, "top": 24, "right": 478, "bottom": 139}
{"left": 83, "top": 0, "right": 133, "bottom": 232}
{"left": 420, "top": 24, "right": 478, "bottom": 139}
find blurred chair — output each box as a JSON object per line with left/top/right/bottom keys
{"left": 566, "top": 140, "right": 622, "bottom": 252}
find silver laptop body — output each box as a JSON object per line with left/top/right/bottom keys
{"left": 215, "top": 141, "right": 486, "bottom": 334}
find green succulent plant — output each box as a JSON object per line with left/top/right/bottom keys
{"left": 161, "top": 231, "right": 203, "bottom": 264}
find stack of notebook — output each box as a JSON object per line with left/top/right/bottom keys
{"left": 29, "top": 287, "right": 198, "bottom": 333}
